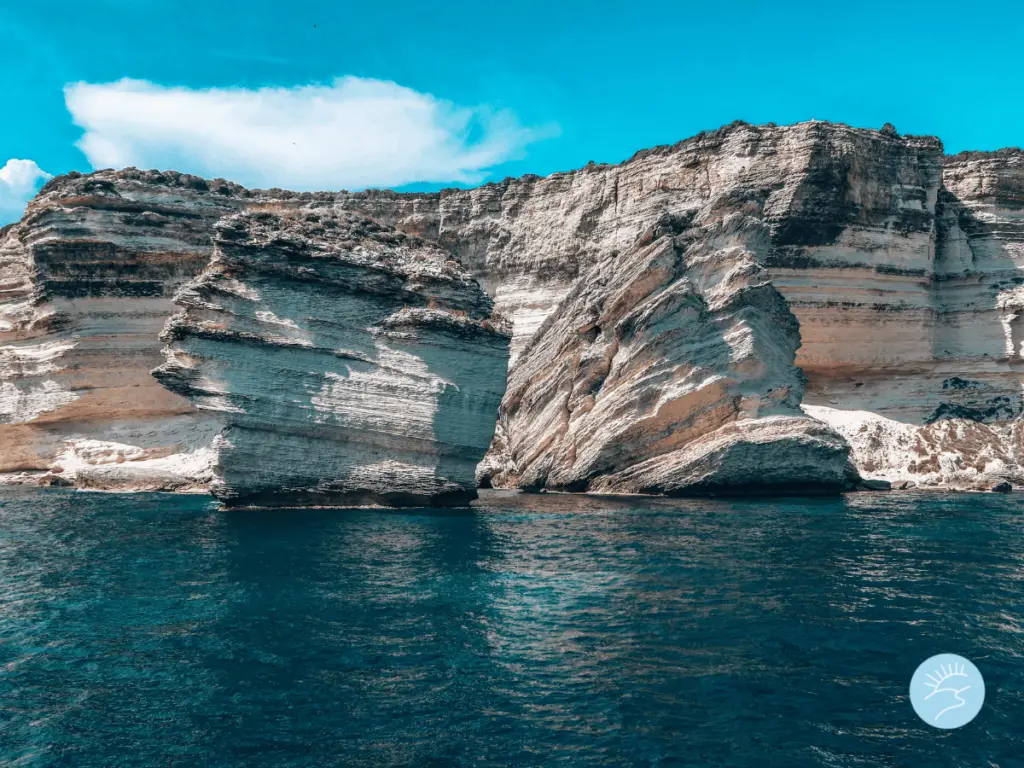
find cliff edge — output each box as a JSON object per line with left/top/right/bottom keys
{"left": 2, "top": 119, "right": 1022, "bottom": 498}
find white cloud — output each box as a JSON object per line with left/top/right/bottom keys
{"left": 64, "top": 77, "right": 554, "bottom": 191}
{"left": 0, "top": 159, "right": 52, "bottom": 226}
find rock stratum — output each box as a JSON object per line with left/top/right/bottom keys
{"left": 0, "top": 170, "right": 245, "bottom": 490}
{"left": 1, "top": 119, "right": 1022, "bottom": 502}
{"left": 154, "top": 209, "right": 509, "bottom": 507}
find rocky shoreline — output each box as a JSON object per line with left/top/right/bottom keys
{"left": 1, "top": 119, "right": 1021, "bottom": 504}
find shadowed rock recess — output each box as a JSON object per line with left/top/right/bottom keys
{"left": 154, "top": 210, "right": 510, "bottom": 507}
{"left": 2, "top": 119, "right": 1023, "bottom": 501}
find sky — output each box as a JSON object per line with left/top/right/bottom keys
{"left": 2, "top": 0, "right": 1023, "bottom": 223}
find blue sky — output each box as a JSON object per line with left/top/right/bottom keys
{"left": 2, "top": 0, "right": 1023, "bottom": 222}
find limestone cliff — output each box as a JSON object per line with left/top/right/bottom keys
{"left": 771, "top": 138, "right": 1024, "bottom": 490}
{"left": 424, "top": 123, "right": 1024, "bottom": 492}
{"left": 0, "top": 170, "right": 248, "bottom": 489}
{"left": 486, "top": 212, "right": 851, "bottom": 495}
{"left": 155, "top": 209, "right": 509, "bottom": 507}
{"left": 0, "top": 171, "right": 445, "bottom": 492}
{"left": 2, "top": 119, "right": 1023, "bottom": 499}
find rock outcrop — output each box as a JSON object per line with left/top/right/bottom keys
{"left": 2, "top": 119, "right": 1023, "bottom": 499}
{"left": 0, "top": 171, "right": 445, "bottom": 492}
{"left": 480, "top": 207, "right": 852, "bottom": 495}
{"left": 0, "top": 170, "right": 248, "bottom": 489}
{"left": 425, "top": 123, "right": 1024, "bottom": 492}
{"left": 154, "top": 209, "right": 509, "bottom": 507}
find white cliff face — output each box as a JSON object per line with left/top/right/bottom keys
{"left": 2, "top": 120, "right": 1023, "bottom": 499}
{"left": 485, "top": 212, "right": 852, "bottom": 494}
{"left": 779, "top": 144, "right": 1024, "bottom": 490}
{"left": 155, "top": 209, "right": 510, "bottom": 507}
{"left": 0, "top": 171, "right": 440, "bottom": 492}
{"left": 427, "top": 124, "right": 930, "bottom": 357}
{"left": 0, "top": 170, "right": 248, "bottom": 489}
{"left": 416, "top": 123, "right": 1024, "bottom": 492}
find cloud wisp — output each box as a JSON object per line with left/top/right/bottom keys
{"left": 0, "top": 160, "right": 52, "bottom": 226}
{"left": 64, "top": 77, "right": 554, "bottom": 191}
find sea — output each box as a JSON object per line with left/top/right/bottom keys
{"left": 0, "top": 488, "right": 1021, "bottom": 767}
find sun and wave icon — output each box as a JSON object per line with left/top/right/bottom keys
{"left": 922, "top": 661, "right": 973, "bottom": 722}
{"left": 910, "top": 654, "right": 985, "bottom": 729}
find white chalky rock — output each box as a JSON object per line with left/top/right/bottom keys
{"left": 155, "top": 209, "right": 510, "bottom": 507}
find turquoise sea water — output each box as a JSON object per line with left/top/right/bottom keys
{"left": 0, "top": 488, "right": 1022, "bottom": 767}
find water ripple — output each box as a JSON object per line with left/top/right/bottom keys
{"left": 0, "top": 488, "right": 1021, "bottom": 766}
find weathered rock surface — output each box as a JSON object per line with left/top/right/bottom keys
{"left": 3, "top": 119, "right": 1024, "bottom": 498}
{"left": 481, "top": 209, "right": 852, "bottom": 495}
{"left": 0, "top": 169, "right": 249, "bottom": 489}
{"left": 0, "top": 170, "right": 445, "bottom": 492}
{"left": 154, "top": 209, "right": 509, "bottom": 507}
{"left": 423, "top": 123, "right": 1024, "bottom": 492}
{"left": 776, "top": 142, "right": 1024, "bottom": 489}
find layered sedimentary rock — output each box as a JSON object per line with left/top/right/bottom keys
{"left": 416, "top": 122, "right": 936, "bottom": 491}
{"left": 764, "top": 138, "right": 1024, "bottom": 489}
{"left": 484, "top": 212, "right": 851, "bottom": 494}
{"left": 0, "top": 171, "right": 445, "bottom": 492}
{"left": 155, "top": 209, "right": 509, "bottom": 507}
{"left": 3, "top": 119, "right": 1023, "bottom": 498}
{"left": 422, "top": 123, "right": 1024, "bottom": 492}
{"left": 0, "top": 170, "right": 249, "bottom": 489}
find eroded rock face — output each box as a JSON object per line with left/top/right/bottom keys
{"left": 431, "top": 122, "right": 925, "bottom": 492}
{"left": 0, "top": 170, "right": 448, "bottom": 492}
{"left": 425, "top": 123, "right": 910, "bottom": 489}
{"left": 779, "top": 144, "right": 1024, "bottom": 489}
{"left": 0, "top": 169, "right": 249, "bottom": 489}
{"left": 155, "top": 209, "right": 509, "bottom": 507}
{"left": 482, "top": 211, "right": 852, "bottom": 495}
{"left": 3, "top": 120, "right": 1024, "bottom": 498}
{"left": 428, "top": 123, "right": 1024, "bottom": 492}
